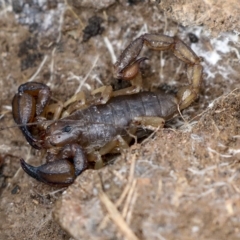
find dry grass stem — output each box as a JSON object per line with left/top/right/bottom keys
{"left": 99, "top": 188, "right": 139, "bottom": 240}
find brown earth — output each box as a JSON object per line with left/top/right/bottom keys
{"left": 0, "top": 1, "right": 240, "bottom": 240}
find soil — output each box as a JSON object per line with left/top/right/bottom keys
{"left": 0, "top": 1, "right": 240, "bottom": 240}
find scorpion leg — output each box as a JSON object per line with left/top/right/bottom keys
{"left": 62, "top": 91, "right": 87, "bottom": 117}
{"left": 45, "top": 101, "right": 64, "bottom": 120}
{"left": 132, "top": 116, "right": 165, "bottom": 130}
{"left": 99, "top": 135, "right": 129, "bottom": 156}
{"left": 20, "top": 143, "right": 88, "bottom": 185}
{"left": 91, "top": 85, "right": 113, "bottom": 104}
{"left": 94, "top": 135, "right": 130, "bottom": 169}
{"left": 62, "top": 86, "right": 113, "bottom": 117}
{"left": 63, "top": 90, "right": 86, "bottom": 108}
{"left": 12, "top": 82, "right": 51, "bottom": 149}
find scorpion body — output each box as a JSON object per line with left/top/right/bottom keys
{"left": 12, "top": 33, "right": 203, "bottom": 185}
{"left": 46, "top": 91, "right": 177, "bottom": 150}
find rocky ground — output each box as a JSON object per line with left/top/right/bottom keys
{"left": 0, "top": 1, "right": 240, "bottom": 239}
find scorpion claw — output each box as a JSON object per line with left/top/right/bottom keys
{"left": 20, "top": 159, "right": 76, "bottom": 185}
{"left": 12, "top": 82, "right": 51, "bottom": 150}
{"left": 56, "top": 144, "right": 88, "bottom": 178}
{"left": 20, "top": 144, "right": 88, "bottom": 185}
{"left": 20, "top": 126, "right": 42, "bottom": 149}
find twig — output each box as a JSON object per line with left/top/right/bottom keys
{"left": 99, "top": 188, "right": 139, "bottom": 240}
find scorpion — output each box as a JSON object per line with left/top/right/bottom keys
{"left": 12, "top": 33, "right": 203, "bottom": 186}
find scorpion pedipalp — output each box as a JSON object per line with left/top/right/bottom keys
{"left": 20, "top": 159, "right": 76, "bottom": 185}
{"left": 12, "top": 82, "right": 51, "bottom": 149}
{"left": 12, "top": 91, "right": 42, "bottom": 149}
{"left": 20, "top": 144, "right": 88, "bottom": 185}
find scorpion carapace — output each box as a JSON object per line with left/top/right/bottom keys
{"left": 12, "top": 33, "right": 203, "bottom": 186}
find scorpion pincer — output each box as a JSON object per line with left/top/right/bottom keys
{"left": 12, "top": 33, "right": 203, "bottom": 186}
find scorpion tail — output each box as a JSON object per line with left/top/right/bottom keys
{"left": 20, "top": 159, "right": 76, "bottom": 186}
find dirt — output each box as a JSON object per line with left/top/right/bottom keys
{"left": 161, "top": 0, "right": 240, "bottom": 35}
{"left": 0, "top": 1, "right": 240, "bottom": 240}
{"left": 55, "top": 90, "right": 240, "bottom": 240}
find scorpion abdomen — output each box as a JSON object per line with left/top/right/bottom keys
{"left": 65, "top": 91, "right": 178, "bottom": 146}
